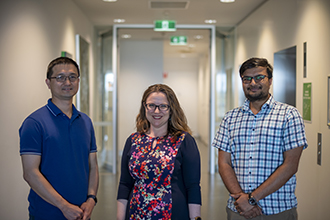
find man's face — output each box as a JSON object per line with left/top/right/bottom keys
{"left": 45, "top": 64, "right": 79, "bottom": 102}
{"left": 241, "top": 66, "right": 272, "bottom": 102}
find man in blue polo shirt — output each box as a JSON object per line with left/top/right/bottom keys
{"left": 213, "top": 57, "right": 308, "bottom": 220}
{"left": 19, "top": 57, "right": 99, "bottom": 220}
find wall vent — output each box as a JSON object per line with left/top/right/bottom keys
{"left": 149, "top": 1, "right": 189, "bottom": 9}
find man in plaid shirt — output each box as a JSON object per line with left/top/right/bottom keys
{"left": 213, "top": 57, "right": 308, "bottom": 220}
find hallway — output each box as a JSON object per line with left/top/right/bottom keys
{"left": 91, "top": 138, "right": 229, "bottom": 219}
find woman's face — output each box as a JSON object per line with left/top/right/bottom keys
{"left": 145, "top": 92, "right": 170, "bottom": 134}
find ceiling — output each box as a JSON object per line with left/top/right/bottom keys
{"left": 72, "top": 0, "right": 268, "bottom": 57}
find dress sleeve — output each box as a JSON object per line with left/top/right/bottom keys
{"left": 181, "top": 133, "right": 202, "bottom": 205}
{"left": 117, "top": 135, "right": 135, "bottom": 200}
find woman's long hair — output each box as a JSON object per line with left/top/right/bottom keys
{"left": 136, "top": 84, "right": 191, "bottom": 139}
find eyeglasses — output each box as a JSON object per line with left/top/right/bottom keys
{"left": 241, "top": 75, "right": 268, "bottom": 84}
{"left": 145, "top": 103, "right": 170, "bottom": 112}
{"left": 49, "top": 75, "right": 79, "bottom": 83}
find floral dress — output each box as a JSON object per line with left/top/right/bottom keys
{"left": 129, "top": 132, "right": 185, "bottom": 219}
{"left": 117, "top": 132, "right": 201, "bottom": 220}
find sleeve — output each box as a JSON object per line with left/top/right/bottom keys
{"left": 117, "top": 135, "right": 135, "bottom": 200}
{"left": 19, "top": 117, "right": 43, "bottom": 155}
{"left": 89, "top": 119, "right": 97, "bottom": 153}
{"left": 181, "top": 133, "right": 202, "bottom": 205}
{"left": 212, "top": 115, "right": 231, "bottom": 152}
{"left": 283, "top": 108, "right": 308, "bottom": 151}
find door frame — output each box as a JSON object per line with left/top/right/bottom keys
{"left": 112, "top": 24, "right": 216, "bottom": 174}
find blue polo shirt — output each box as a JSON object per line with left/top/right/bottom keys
{"left": 19, "top": 99, "right": 97, "bottom": 220}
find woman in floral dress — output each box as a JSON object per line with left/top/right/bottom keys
{"left": 117, "top": 84, "right": 202, "bottom": 220}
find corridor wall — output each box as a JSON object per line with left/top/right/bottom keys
{"left": 0, "top": 0, "right": 95, "bottom": 218}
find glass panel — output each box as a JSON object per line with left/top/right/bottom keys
{"left": 213, "top": 28, "right": 235, "bottom": 172}
{"left": 94, "top": 32, "right": 114, "bottom": 173}
{"left": 213, "top": 35, "right": 225, "bottom": 172}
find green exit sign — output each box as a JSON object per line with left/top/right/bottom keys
{"left": 170, "top": 36, "right": 187, "bottom": 45}
{"left": 154, "top": 20, "right": 176, "bottom": 32}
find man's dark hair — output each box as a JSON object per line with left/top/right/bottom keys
{"left": 46, "top": 57, "right": 80, "bottom": 79}
{"left": 239, "top": 57, "right": 273, "bottom": 79}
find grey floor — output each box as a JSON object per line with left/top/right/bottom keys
{"left": 91, "top": 138, "right": 229, "bottom": 219}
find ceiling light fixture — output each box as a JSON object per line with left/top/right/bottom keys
{"left": 194, "top": 35, "right": 203, "bottom": 40}
{"left": 121, "top": 34, "right": 131, "bottom": 39}
{"left": 114, "top": 19, "right": 125, "bottom": 23}
{"left": 204, "top": 19, "right": 217, "bottom": 24}
{"left": 220, "top": 0, "right": 235, "bottom": 3}
{"left": 103, "top": 0, "right": 117, "bottom": 2}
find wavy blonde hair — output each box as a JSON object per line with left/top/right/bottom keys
{"left": 136, "top": 84, "right": 191, "bottom": 139}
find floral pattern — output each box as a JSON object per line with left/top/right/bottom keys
{"left": 128, "top": 132, "right": 186, "bottom": 220}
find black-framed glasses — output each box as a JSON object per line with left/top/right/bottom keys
{"left": 145, "top": 103, "right": 170, "bottom": 112}
{"left": 49, "top": 75, "right": 79, "bottom": 83}
{"left": 241, "top": 75, "right": 268, "bottom": 84}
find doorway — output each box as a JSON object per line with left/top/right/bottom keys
{"left": 273, "top": 46, "right": 297, "bottom": 107}
{"left": 95, "top": 24, "right": 217, "bottom": 174}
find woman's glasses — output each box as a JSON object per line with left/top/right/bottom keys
{"left": 145, "top": 103, "right": 170, "bottom": 112}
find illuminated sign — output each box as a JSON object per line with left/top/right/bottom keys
{"left": 170, "top": 36, "right": 187, "bottom": 45}
{"left": 154, "top": 20, "right": 176, "bottom": 31}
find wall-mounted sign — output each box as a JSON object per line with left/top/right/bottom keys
{"left": 170, "top": 36, "right": 187, "bottom": 45}
{"left": 303, "top": 82, "right": 312, "bottom": 121}
{"left": 61, "top": 51, "right": 72, "bottom": 58}
{"left": 154, "top": 20, "right": 176, "bottom": 32}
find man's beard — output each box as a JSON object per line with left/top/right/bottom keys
{"left": 245, "top": 86, "right": 269, "bottom": 102}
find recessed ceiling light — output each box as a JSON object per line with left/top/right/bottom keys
{"left": 220, "top": 0, "right": 235, "bottom": 3}
{"left": 204, "top": 20, "right": 217, "bottom": 24}
{"left": 194, "top": 35, "right": 203, "bottom": 40}
{"left": 114, "top": 19, "right": 126, "bottom": 23}
{"left": 121, "top": 34, "right": 131, "bottom": 39}
{"left": 103, "top": 0, "right": 117, "bottom": 2}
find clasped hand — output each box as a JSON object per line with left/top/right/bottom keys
{"left": 61, "top": 199, "right": 95, "bottom": 220}
{"left": 231, "top": 193, "right": 262, "bottom": 219}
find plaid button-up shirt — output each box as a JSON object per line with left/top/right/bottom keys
{"left": 212, "top": 96, "right": 308, "bottom": 215}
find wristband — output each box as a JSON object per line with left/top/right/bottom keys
{"left": 87, "top": 194, "right": 97, "bottom": 205}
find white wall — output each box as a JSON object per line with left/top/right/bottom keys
{"left": 163, "top": 56, "right": 200, "bottom": 136}
{"left": 232, "top": 0, "right": 330, "bottom": 219}
{"left": 197, "top": 54, "right": 211, "bottom": 145}
{"left": 0, "top": 0, "right": 95, "bottom": 218}
{"left": 117, "top": 39, "right": 163, "bottom": 158}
